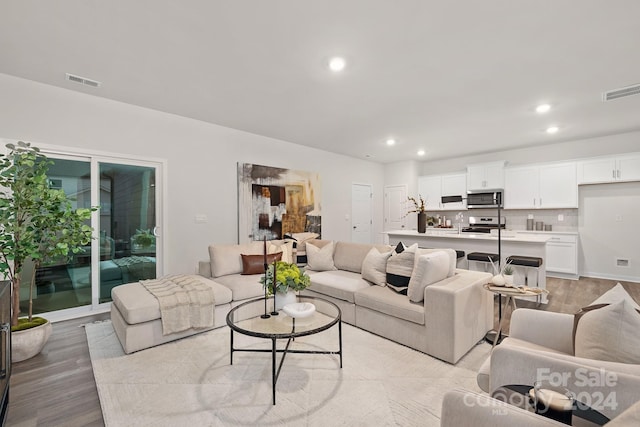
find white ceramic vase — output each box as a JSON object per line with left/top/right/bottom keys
{"left": 504, "top": 274, "right": 514, "bottom": 285}
{"left": 275, "top": 290, "right": 297, "bottom": 311}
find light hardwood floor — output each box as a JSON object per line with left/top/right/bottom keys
{"left": 7, "top": 277, "right": 639, "bottom": 426}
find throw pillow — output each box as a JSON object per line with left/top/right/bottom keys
{"left": 241, "top": 252, "right": 282, "bottom": 275}
{"left": 573, "top": 299, "right": 640, "bottom": 363}
{"left": 361, "top": 247, "right": 393, "bottom": 286}
{"left": 386, "top": 243, "right": 418, "bottom": 294}
{"left": 306, "top": 240, "right": 337, "bottom": 271}
{"left": 590, "top": 283, "right": 640, "bottom": 310}
{"left": 268, "top": 241, "right": 294, "bottom": 264}
{"left": 407, "top": 251, "right": 451, "bottom": 302}
{"left": 415, "top": 247, "right": 457, "bottom": 278}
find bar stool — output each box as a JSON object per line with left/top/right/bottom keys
{"left": 455, "top": 250, "right": 465, "bottom": 268}
{"left": 506, "top": 255, "right": 543, "bottom": 303}
{"left": 467, "top": 252, "right": 499, "bottom": 273}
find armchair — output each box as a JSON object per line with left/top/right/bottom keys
{"left": 477, "top": 284, "right": 640, "bottom": 420}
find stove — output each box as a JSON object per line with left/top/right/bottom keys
{"left": 461, "top": 216, "right": 506, "bottom": 233}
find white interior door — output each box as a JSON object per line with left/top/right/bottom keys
{"left": 351, "top": 183, "right": 372, "bottom": 243}
{"left": 384, "top": 184, "right": 407, "bottom": 231}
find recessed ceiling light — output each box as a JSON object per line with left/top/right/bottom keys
{"left": 386, "top": 139, "right": 396, "bottom": 146}
{"left": 328, "top": 57, "right": 346, "bottom": 72}
{"left": 417, "top": 150, "right": 426, "bottom": 156}
{"left": 536, "top": 104, "right": 551, "bottom": 113}
{"left": 546, "top": 126, "right": 559, "bottom": 134}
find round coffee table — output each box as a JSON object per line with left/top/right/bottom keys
{"left": 226, "top": 295, "right": 342, "bottom": 405}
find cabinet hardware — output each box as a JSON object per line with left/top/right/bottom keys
{"left": 617, "top": 169, "right": 621, "bottom": 178}
{"left": 613, "top": 170, "right": 616, "bottom": 178}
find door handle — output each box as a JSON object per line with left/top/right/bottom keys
{"left": 353, "top": 226, "right": 357, "bottom": 230}
{"left": 0, "top": 322, "right": 9, "bottom": 379}
{"left": 153, "top": 226, "right": 160, "bottom": 237}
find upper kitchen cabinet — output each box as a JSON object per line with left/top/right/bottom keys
{"left": 505, "top": 162, "right": 577, "bottom": 209}
{"left": 418, "top": 173, "right": 467, "bottom": 210}
{"left": 467, "top": 161, "right": 505, "bottom": 190}
{"left": 577, "top": 153, "right": 640, "bottom": 184}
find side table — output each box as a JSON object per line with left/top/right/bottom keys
{"left": 483, "top": 284, "right": 548, "bottom": 347}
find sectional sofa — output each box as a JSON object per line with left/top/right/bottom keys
{"left": 111, "top": 239, "right": 492, "bottom": 363}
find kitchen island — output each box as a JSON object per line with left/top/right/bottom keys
{"left": 385, "top": 229, "right": 550, "bottom": 299}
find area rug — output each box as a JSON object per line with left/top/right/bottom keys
{"left": 86, "top": 320, "right": 490, "bottom": 426}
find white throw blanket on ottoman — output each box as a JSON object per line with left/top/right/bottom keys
{"left": 140, "top": 275, "right": 216, "bottom": 335}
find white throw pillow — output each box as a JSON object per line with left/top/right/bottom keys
{"left": 386, "top": 242, "right": 418, "bottom": 294}
{"left": 591, "top": 283, "right": 640, "bottom": 310}
{"left": 407, "top": 251, "right": 451, "bottom": 303}
{"left": 361, "top": 247, "right": 392, "bottom": 286}
{"left": 306, "top": 240, "right": 337, "bottom": 271}
{"left": 574, "top": 299, "right": 640, "bottom": 364}
{"left": 415, "top": 247, "right": 457, "bottom": 277}
{"left": 268, "top": 241, "right": 294, "bottom": 264}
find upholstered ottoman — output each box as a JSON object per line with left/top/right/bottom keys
{"left": 110, "top": 275, "right": 233, "bottom": 354}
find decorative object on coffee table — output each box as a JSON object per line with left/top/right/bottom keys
{"left": 260, "top": 260, "right": 311, "bottom": 315}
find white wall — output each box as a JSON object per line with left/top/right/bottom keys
{"left": 0, "top": 73, "right": 385, "bottom": 274}
{"left": 579, "top": 182, "right": 640, "bottom": 282}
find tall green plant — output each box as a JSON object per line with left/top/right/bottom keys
{"left": 0, "top": 141, "right": 95, "bottom": 326}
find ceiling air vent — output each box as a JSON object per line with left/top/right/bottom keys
{"left": 65, "top": 73, "right": 101, "bottom": 88}
{"left": 603, "top": 83, "right": 640, "bottom": 101}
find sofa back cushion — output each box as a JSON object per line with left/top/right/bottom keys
{"left": 268, "top": 240, "right": 294, "bottom": 263}
{"left": 334, "top": 241, "right": 392, "bottom": 273}
{"left": 209, "top": 241, "right": 263, "bottom": 278}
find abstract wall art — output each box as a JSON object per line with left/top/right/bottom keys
{"left": 237, "top": 163, "right": 321, "bottom": 243}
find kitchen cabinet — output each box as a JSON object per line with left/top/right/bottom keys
{"left": 418, "top": 173, "right": 466, "bottom": 211}
{"left": 467, "top": 161, "right": 505, "bottom": 190}
{"left": 504, "top": 162, "right": 577, "bottom": 209}
{"left": 577, "top": 153, "right": 640, "bottom": 184}
{"left": 518, "top": 232, "right": 579, "bottom": 278}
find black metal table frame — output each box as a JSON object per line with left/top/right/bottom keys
{"left": 226, "top": 296, "right": 342, "bottom": 405}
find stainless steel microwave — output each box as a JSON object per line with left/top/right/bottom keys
{"left": 466, "top": 189, "right": 503, "bottom": 209}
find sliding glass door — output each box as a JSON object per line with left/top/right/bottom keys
{"left": 21, "top": 149, "right": 163, "bottom": 319}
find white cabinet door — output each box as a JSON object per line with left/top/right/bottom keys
{"left": 546, "top": 235, "right": 578, "bottom": 275}
{"left": 467, "top": 162, "right": 505, "bottom": 190}
{"left": 484, "top": 162, "right": 505, "bottom": 189}
{"left": 418, "top": 175, "right": 442, "bottom": 210}
{"left": 539, "top": 162, "right": 577, "bottom": 208}
{"left": 504, "top": 166, "right": 538, "bottom": 209}
{"left": 440, "top": 173, "right": 467, "bottom": 210}
{"left": 466, "top": 165, "right": 486, "bottom": 190}
{"left": 577, "top": 157, "right": 617, "bottom": 184}
{"left": 617, "top": 153, "right": 640, "bottom": 182}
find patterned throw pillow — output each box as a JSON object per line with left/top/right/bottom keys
{"left": 386, "top": 242, "right": 418, "bottom": 294}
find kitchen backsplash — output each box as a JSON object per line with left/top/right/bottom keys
{"left": 425, "top": 208, "right": 578, "bottom": 232}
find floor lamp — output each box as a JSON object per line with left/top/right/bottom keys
{"left": 441, "top": 194, "right": 504, "bottom": 343}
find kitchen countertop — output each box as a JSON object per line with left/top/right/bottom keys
{"left": 385, "top": 229, "right": 550, "bottom": 243}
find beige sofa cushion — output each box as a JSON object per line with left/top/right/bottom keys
{"left": 209, "top": 241, "right": 262, "bottom": 278}
{"left": 591, "top": 282, "right": 640, "bottom": 309}
{"left": 213, "top": 273, "right": 264, "bottom": 301}
{"left": 407, "top": 251, "right": 450, "bottom": 303}
{"left": 361, "top": 247, "right": 392, "bottom": 286}
{"left": 333, "top": 241, "right": 392, "bottom": 273}
{"left": 308, "top": 270, "right": 371, "bottom": 303}
{"left": 111, "top": 275, "right": 232, "bottom": 325}
{"left": 306, "top": 240, "right": 337, "bottom": 271}
{"left": 355, "top": 285, "right": 425, "bottom": 325}
{"left": 268, "top": 240, "right": 294, "bottom": 263}
{"left": 415, "top": 247, "right": 457, "bottom": 277}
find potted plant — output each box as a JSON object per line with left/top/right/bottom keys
{"left": 502, "top": 264, "right": 514, "bottom": 285}
{"left": 0, "top": 141, "right": 95, "bottom": 362}
{"left": 406, "top": 195, "right": 427, "bottom": 233}
{"left": 132, "top": 228, "right": 155, "bottom": 248}
{"left": 260, "top": 261, "right": 311, "bottom": 310}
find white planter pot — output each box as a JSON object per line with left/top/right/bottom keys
{"left": 12, "top": 319, "right": 52, "bottom": 362}
{"left": 504, "top": 274, "right": 514, "bottom": 285}
{"left": 274, "top": 290, "right": 297, "bottom": 311}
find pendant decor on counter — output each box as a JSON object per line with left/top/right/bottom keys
{"left": 417, "top": 212, "right": 427, "bottom": 233}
